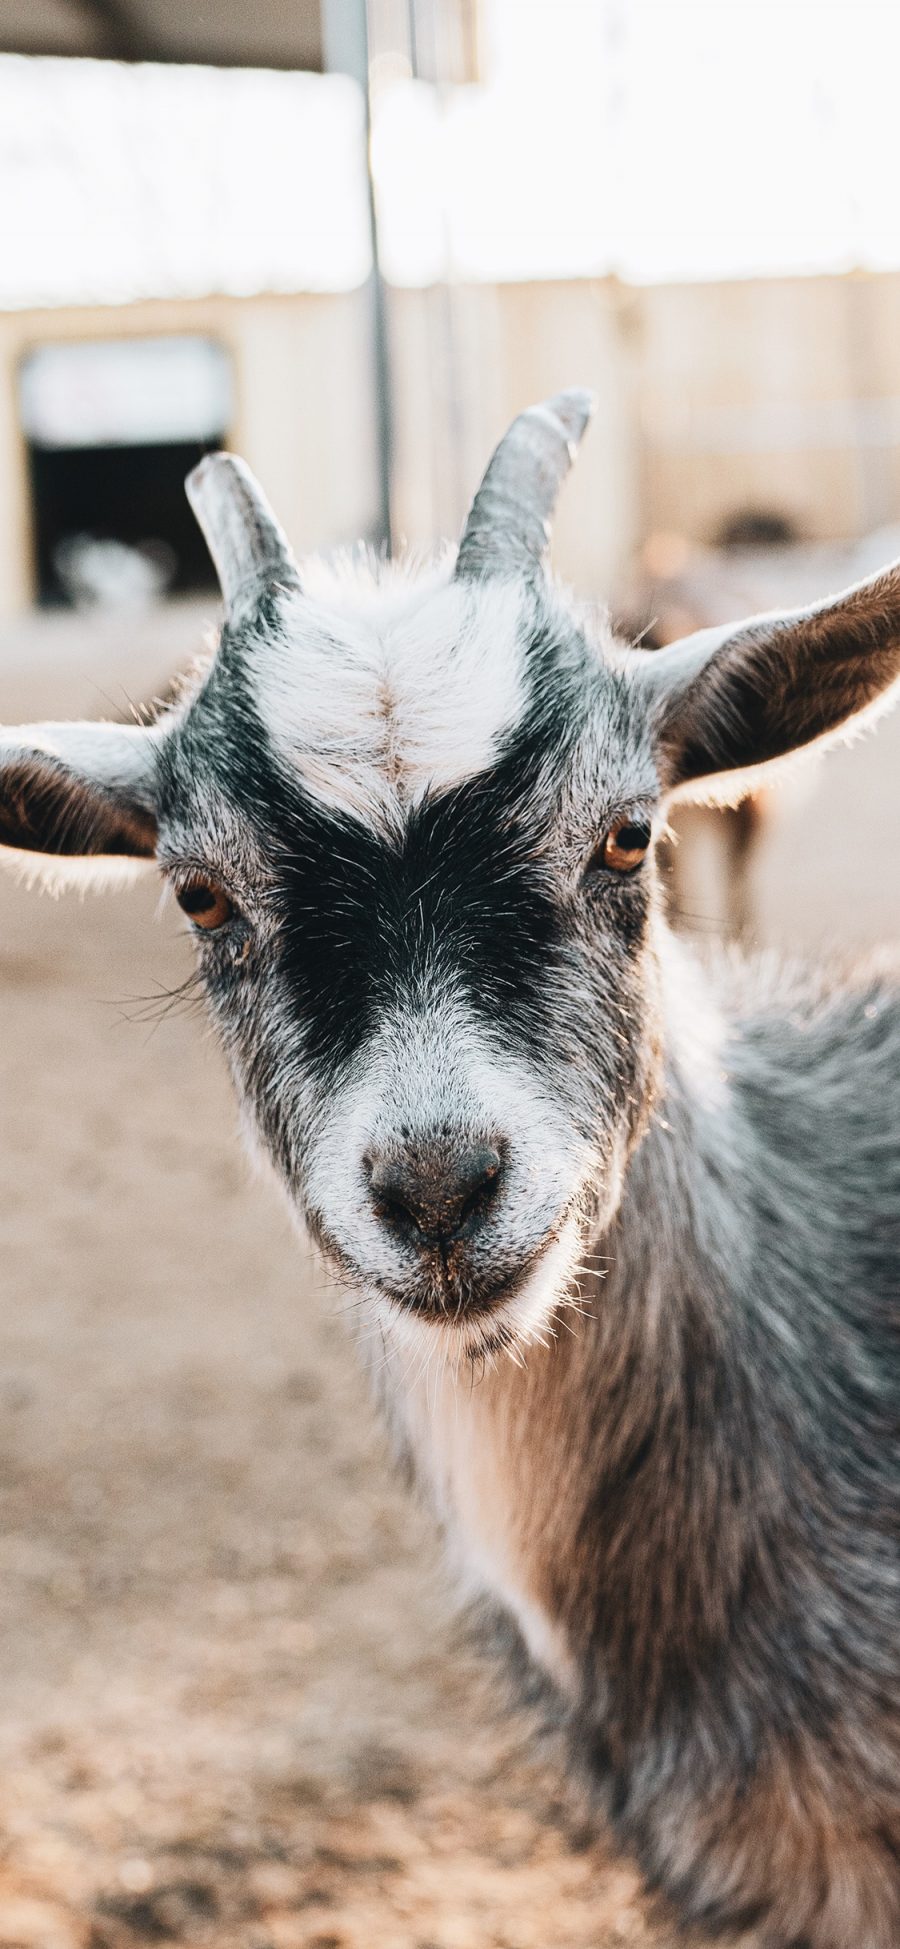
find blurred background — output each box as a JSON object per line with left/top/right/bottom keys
{"left": 0, "top": 5, "right": 898, "bottom": 1947}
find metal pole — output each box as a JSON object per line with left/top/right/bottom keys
{"left": 322, "top": 0, "right": 395, "bottom": 553}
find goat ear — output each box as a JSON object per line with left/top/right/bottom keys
{"left": 0, "top": 722, "right": 158, "bottom": 878}
{"left": 639, "top": 562, "right": 900, "bottom": 801}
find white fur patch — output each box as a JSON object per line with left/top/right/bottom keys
{"left": 245, "top": 569, "right": 528, "bottom": 826}
{"left": 302, "top": 990, "right": 588, "bottom": 1320}
{"left": 374, "top": 1220, "right": 585, "bottom": 1697}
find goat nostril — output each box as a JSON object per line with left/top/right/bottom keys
{"left": 367, "top": 1159, "right": 426, "bottom": 1243}
{"left": 377, "top": 1196, "right": 421, "bottom": 1239}
{"left": 457, "top": 1146, "right": 502, "bottom": 1226}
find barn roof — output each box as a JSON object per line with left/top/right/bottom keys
{"left": 0, "top": 0, "right": 325, "bottom": 71}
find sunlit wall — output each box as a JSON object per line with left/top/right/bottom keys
{"left": 2, "top": 1, "right": 900, "bottom": 310}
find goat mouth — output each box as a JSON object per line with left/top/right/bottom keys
{"left": 307, "top": 1196, "right": 582, "bottom": 1339}
{"left": 309, "top": 1216, "right": 553, "bottom": 1322}
{"left": 381, "top": 1212, "right": 585, "bottom": 1360}
{"left": 373, "top": 1226, "right": 571, "bottom": 1329}
{"left": 390, "top": 1263, "right": 536, "bottom": 1324}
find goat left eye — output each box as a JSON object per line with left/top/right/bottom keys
{"left": 176, "top": 880, "right": 234, "bottom": 931}
{"left": 588, "top": 819, "right": 652, "bottom": 878}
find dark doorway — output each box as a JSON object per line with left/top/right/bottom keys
{"left": 19, "top": 335, "right": 234, "bottom": 608}
{"left": 28, "top": 438, "right": 223, "bottom": 605}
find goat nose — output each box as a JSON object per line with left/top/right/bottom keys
{"left": 367, "top": 1142, "right": 503, "bottom": 1247}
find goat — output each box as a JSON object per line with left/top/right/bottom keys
{"left": 0, "top": 392, "right": 897, "bottom": 1947}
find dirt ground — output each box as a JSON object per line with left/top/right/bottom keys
{"left": 0, "top": 604, "right": 898, "bottom": 1949}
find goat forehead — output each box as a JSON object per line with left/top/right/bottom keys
{"left": 163, "top": 580, "right": 655, "bottom": 876}
{"left": 238, "top": 578, "right": 538, "bottom": 823}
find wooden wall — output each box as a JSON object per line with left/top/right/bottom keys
{"left": 3, "top": 269, "right": 900, "bottom": 621}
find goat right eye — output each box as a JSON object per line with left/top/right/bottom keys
{"left": 582, "top": 818, "right": 653, "bottom": 883}
{"left": 601, "top": 820, "right": 652, "bottom": 873}
{"left": 175, "top": 880, "right": 234, "bottom": 931}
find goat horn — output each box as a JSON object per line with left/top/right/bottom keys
{"left": 185, "top": 452, "right": 301, "bottom": 626}
{"left": 455, "top": 387, "right": 597, "bottom": 583}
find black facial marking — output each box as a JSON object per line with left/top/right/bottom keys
{"left": 274, "top": 727, "right": 571, "bottom": 1080}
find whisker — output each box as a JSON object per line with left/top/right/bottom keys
{"left": 109, "top": 969, "right": 206, "bottom": 1037}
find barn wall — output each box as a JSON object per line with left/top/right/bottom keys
{"left": 635, "top": 271, "right": 900, "bottom": 545}
{"left": 2, "top": 269, "right": 900, "bottom": 623}
{"left": 387, "top": 278, "right": 640, "bottom": 598}
{"left": 0, "top": 290, "right": 378, "bottom": 621}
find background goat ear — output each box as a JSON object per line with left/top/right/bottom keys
{"left": 640, "top": 563, "right": 900, "bottom": 800}
{"left": 0, "top": 722, "right": 158, "bottom": 872}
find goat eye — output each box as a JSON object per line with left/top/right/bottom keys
{"left": 603, "top": 819, "right": 652, "bottom": 872}
{"left": 589, "top": 819, "right": 652, "bottom": 877}
{"left": 175, "top": 879, "right": 234, "bottom": 931}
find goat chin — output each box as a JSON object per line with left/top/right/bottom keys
{"left": 362, "top": 1212, "right": 586, "bottom": 1367}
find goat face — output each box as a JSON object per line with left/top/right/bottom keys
{"left": 152, "top": 561, "right": 664, "bottom": 1356}
{"left": 4, "top": 388, "right": 900, "bottom": 1355}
